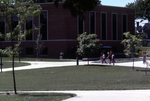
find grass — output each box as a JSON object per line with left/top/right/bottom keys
{"left": 1, "top": 62, "right": 30, "bottom": 68}
{"left": 1, "top": 57, "right": 75, "bottom": 62}
{"left": 0, "top": 93, "right": 76, "bottom": 101}
{"left": 0, "top": 65, "right": 150, "bottom": 91}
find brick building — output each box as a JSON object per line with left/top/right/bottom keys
{"left": 0, "top": 3, "right": 135, "bottom": 58}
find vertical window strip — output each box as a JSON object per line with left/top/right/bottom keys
{"left": 112, "top": 13, "right": 117, "bottom": 40}
{"left": 0, "top": 17, "right": 5, "bottom": 41}
{"left": 78, "top": 15, "right": 84, "bottom": 35}
{"left": 40, "top": 10, "right": 48, "bottom": 40}
{"left": 26, "top": 17, "right": 33, "bottom": 40}
{"left": 122, "top": 14, "right": 127, "bottom": 39}
{"left": 90, "top": 12, "right": 96, "bottom": 34}
{"left": 101, "top": 12, "right": 107, "bottom": 40}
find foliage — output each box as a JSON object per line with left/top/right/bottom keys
{"left": 126, "top": 0, "right": 150, "bottom": 22}
{"left": 0, "top": 0, "right": 42, "bottom": 94}
{"left": 0, "top": 0, "right": 42, "bottom": 57}
{"left": 35, "top": 33, "right": 44, "bottom": 59}
{"left": 121, "top": 32, "right": 142, "bottom": 57}
{"left": 77, "top": 32, "right": 100, "bottom": 57}
{"left": 32, "top": 0, "right": 101, "bottom": 18}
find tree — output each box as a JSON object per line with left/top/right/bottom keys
{"left": 35, "top": 33, "right": 44, "bottom": 60}
{"left": 121, "top": 32, "right": 141, "bottom": 70}
{"left": 126, "top": 0, "right": 150, "bottom": 22}
{"left": 77, "top": 32, "right": 100, "bottom": 65}
{"left": 32, "top": 0, "right": 101, "bottom": 18}
{"left": 0, "top": 0, "right": 42, "bottom": 94}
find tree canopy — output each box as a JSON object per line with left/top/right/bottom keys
{"left": 0, "top": 0, "right": 42, "bottom": 56}
{"left": 121, "top": 32, "right": 142, "bottom": 70}
{"left": 121, "top": 32, "right": 142, "bottom": 57}
{"left": 77, "top": 32, "right": 100, "bottom": 57}
{"left": 0, "top": 0, "right": 42, "bottom": 94}
{"left": 126, "top": 0, "right": 150, "bottom": 22}
{"left": 32, "top": 0, "right": 101, "bottom": 18}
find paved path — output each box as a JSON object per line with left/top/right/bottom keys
{"left": 2, "top": 60, "right": 148, "bottom": 72}
{"left": 1, "top": 60, "right": 150, "bottom": 101}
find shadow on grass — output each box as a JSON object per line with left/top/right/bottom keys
{"left": 84, "top": 64, "right": 112, "bottom": 67}
{"left": 1, "top": 93, "right": 76, "bottom": 97}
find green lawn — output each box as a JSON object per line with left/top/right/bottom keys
{"left": 1, "top": 62, "right": 30, "bottom": 68}
{"left": 0, "top": 65, "right": 150, "bottom": 91}
{"left": 0, "top": 93, "right": 76, "bottom": 101}
{"left": 1, "top": 57, "right": 74, "bottom": 62}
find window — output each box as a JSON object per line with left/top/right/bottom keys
{"left": 0, "top": 17, "right": 5, "bottom": 41}
{"left": 112, "top": 14, "right": 117, "bottom": 40}
{"left": 90, "top": 12, "right": 95, "bottom": 34}
{"left": 78, "top": 16, "right": 84, "bottom": 34}
{"left": 12, "top": 15, "right": 19, "bottom": 40}
{"left": 42, "top": 47, "right": 48, "bottom": 55}
{"left": 26, "top": 47, "right": 33, "bottom": 55}
{"left": 101, "top": 13, "right": 106, "bottom": 40}
{"left": 123, "top": 14, "right": 127, "bottom": 39}
{"left": 26, "top": 18, "right": 33, "bottom": 40}
{"left": 40, "top": 11, "right": 48, "bottom": 40}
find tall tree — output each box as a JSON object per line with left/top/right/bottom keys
{"left": 126, "top": 0, "right": 150, "bottom": 22}
{"left": 77, "top": 32, "right": 100, "bottom": 65}
{"left": 0, "top": 0, "right": 42, "bottom": 94}
{"left": 121, "top": 32, "right": 141, "bottom": 70}
{"left": 32, "top": 0, "right": 101, "bottom": 18}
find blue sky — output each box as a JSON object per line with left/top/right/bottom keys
{"left": 101, "top": 0, "right": 135, "bottom": 7}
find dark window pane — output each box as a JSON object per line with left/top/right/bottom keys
{"left": 0, "top": 21, "right": 5, "bottom": 41}
{"left": 123, "top": 14, "right": 127, "bottom": 39}
{"left": 90, "top": 12, "right": 95, "bottom": 34}
{"left": 26, "top": 19, "right": 33, "bottom": 40}
{"left": 42, "top": 47, "right": 48, "bottom": 55}
{"left": 102, "top": 13, "right": 106, "bottom": 40}
{"left": 12, "top": 15, "right": 18, "bottom": 40}
{"left": 40, "top": 11, "right": 47, "bottom": 40}
{"left": 112, "top": 14, "right": 117, "bottom": 40}
{"left": 78, "top": 16, "right": 83, "bottom": 34}
{"left": 26, "top": 47, "right": 33, "bottom": 55}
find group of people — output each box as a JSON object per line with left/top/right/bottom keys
{"left": 100, "top": 51, "right": 115, "bottom": 65}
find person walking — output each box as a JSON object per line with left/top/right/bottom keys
{"left": 142, "top": 52, "right": 146, "bottom": 64}
{"left": 112, "top": 52, "right": 115, "bottom": 65}
{"left": 102, "top": 53, "right": 106, "bottom": 64}
{"left": 100, "top": 52, "right": 103, "bottom": 64}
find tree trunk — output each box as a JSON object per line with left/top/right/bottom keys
{"left": 11, "top": 15, "right": 17, "bottom": 94}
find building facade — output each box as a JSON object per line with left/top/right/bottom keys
{"left": 0, "top": 3, "right": 135, "bottom": 58}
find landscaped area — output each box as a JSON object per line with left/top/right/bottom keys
{"left": 1, "top": 65, "right": 150, "bottom": 91}
{"left": 1, "top": 57, "right": 150, "bottom": 101}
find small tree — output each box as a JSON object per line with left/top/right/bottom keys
{"left": 0, "top": 0, "right": 42, "bottom": 94}
{"left": 35, "top": 33, "right": 44, "bottom": 60}
{"left": 121, "top": 32, "right": 142, "bottom": 70}
{"left": 77, "top": 32, "right": 100, "bottom": 65}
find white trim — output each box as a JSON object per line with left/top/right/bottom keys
{"left": 39, "top": 10, "right": 48, "bottom": 40}
{"left": 111, "top": 13, "right": 118, "bottom": 40}
{"left": 101, "top": 12, "right": 107, "bottom": 40}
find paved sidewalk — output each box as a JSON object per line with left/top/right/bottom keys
{"left": 2, "top": 60, "right": 148, "bottom": 72}
{"left": 1, "top": 60, "right": 150, "bottom": 101}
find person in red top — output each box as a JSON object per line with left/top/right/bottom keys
{"left": 142, "top": 52, "right": 146, "bottom": 64}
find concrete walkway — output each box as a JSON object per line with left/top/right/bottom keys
{"left": 1, "top": 60, "right": 150, "bottom": 101}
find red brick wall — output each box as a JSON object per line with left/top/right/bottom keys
{"left": 1, "top": 3, "right": 135, "bottom": 58}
